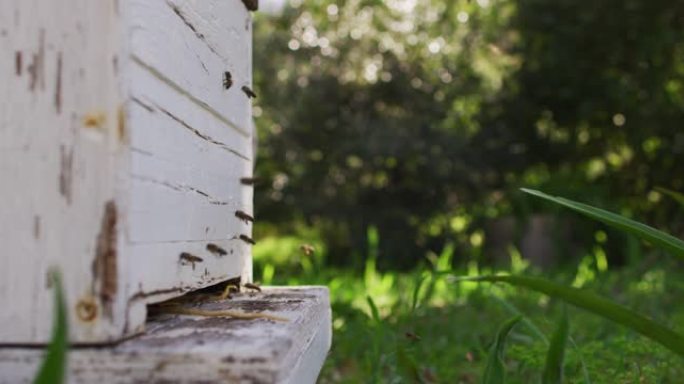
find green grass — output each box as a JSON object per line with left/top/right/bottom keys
{"left": 254, "top": 246, "right": 684, "bottom": 383}
{"left": 253, "top": 189, "right": 684, "bottom": 383}
{"left": 34, "top": 268, "right": 68, "bottom": 384}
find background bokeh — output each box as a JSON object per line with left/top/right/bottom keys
{"left": 249, "top": 1, "right": 684, "bottom": 381}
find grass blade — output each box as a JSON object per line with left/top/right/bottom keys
{"left": 33, "top": 269, "right": 68, "bottom": 384}
{"left": 656, "top": 187, "right": 684, "bottom": 207}
{"left": 542, "top": 306, "right": 569, "bottom": 384}
{"left": 482, "top": 315, "right": 522, "bottom": 384}
{"left": 411, "top": 273, "right": 427, "bottom": 312}
{"left": 366, "top": 295, "right": 381, "bottom": 323}
{"left": 521, "top": 188, "right": 684, "bottom": 260}
{"left": 494, "top": 297, "right": 592, "bottom": 383}
{"left": 492, "top": 295, "right": 548, "bottom": 344}
{"left": 457, "top": 274, "right": 684, "bottom": 356}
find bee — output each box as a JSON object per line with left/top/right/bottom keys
{"left": 241, "top": 85, "right": 257, "bottom": 99}
{"left": 220, "top": 284, "right": 240, "bottom": 300}
{"left": 240, "top": 176, "right": 261, "bottom": 185}
{"left": 300, "top": 244, "right": 315, "bottom": 256}
{"left": 218, "top": 277, "right": 242, "bottom": 299}
{"left": 239, "top": 234, "right": 256, "bottom": 245}
{"left": 235, "top": 210, "right": 254, "bottom": 223}
{"left": 405, "top": 331, "right": 421, "bottom": 342}
{"left": 244, "top": 282, "right": 261, "bottom": 292}
{"left": 223, "top": 71, "right": 233, "bottom": 90}
{"left": 241, "top": 0, "right": 258, "bottom": 11}
{"left": 179, "top": 252, "right": 203, "bottom": 270}
{"left": 206, "top": 243, "right": 228, "bottom": 256}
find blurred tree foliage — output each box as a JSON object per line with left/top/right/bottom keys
{"left": 252, "top": 0, "right": 684, "bottom": 269}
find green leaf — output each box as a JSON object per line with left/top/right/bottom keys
{"left": 521, "top": 188, "right": 684, "bottom": 260}
{"left": 411, "top": 273, "right": 427, "bottom": 312}
{"left": 655, "top": 187, "right": 684, "bottom": 207}
{"left": 482, "top": 315, "right": 522, "bottom": 384}
{"left": 33, "top": 269, "right": 68, "bottom": 384}
{"left": 457, "top": 274, "right": 684, "bottom": 356}
{"left": 542, "top": 306, "right": 569, "bottom": 384}
{"left": 366, "top": 295, "right": 381, "bottom": 323}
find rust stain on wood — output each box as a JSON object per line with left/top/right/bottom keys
{"left": 27, "top": 29, "right": 45, "bottom": 92}
{"left": 117, "top": 105, "right": 126, "bottom": 143}
{"left": 59, "top": 145, "right": 73, "bottom": 204}
{"left": 14, "top": 51, "right": 21, "bottom": 76}
{"left": 54, "top": 52, "right": 62, "bottom": 114}
{"left": 93, "top": 201, "right": 118, "bottom": 320}
{"left": 83, "top": 111, "right": 106, "bottom": 129}
{"left": 76, "top": 297, "right": 98, "bottom": 322}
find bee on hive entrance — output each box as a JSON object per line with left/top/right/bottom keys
{"left": 241, "top": 85, "right": 257, "bottom": 99}
{"left": 223, "top": 71, "right": 233, "bottom": 90}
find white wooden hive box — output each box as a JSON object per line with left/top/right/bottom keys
{"left": 0, "top": 0, "right": 256, "bottom": 344}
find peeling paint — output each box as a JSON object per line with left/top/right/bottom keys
{"left": 54, "top": 52, "right": 62, "bottom": 114}
{"left": 93, "top": 201, "right": 118, "bottom": 320}
{"left": 27, "top": 29, "right": 45, "bottom": 91}
{"left": 58, "top": 145, "right": 73, "bottom": 204}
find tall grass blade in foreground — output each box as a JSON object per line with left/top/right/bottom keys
{"left": 33, "top": 269, "right": 68, "bottom": 384}
{"left": 656, "top": 187, "right": 684, "bottom": 207}
{"left": 494, "top": 297, "right": 592, "bottom": 383}
{"left": 521, "top": 189, "right": 684, "bottom": 260}
{"left": 411, "top": 273, "right": 427, "bottom": 313}
{"left": 366, "top": 295, "right": 381, "bottom": 323}
{"left": 455, "top": 275, "right": 684, "bottom": 356}
{"left": 542, "top": 306, "right": 569, "bottom": 384}
{"left": 482, "top": 315, "right": 522, "bottom": 384}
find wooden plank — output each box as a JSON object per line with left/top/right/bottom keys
{"left": 120, "top": 0, "right": 255, "bottom": 339}
{"left": 0, "top": 287, "right": 331, "bottom": 384}
{"left": 128, "top": 0, "right": 252, "bottom": 134}
{"left": 0, "top": 0, "right": 128, "bottom": 343}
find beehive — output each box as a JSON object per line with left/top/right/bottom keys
{"left": 0, "top": 0, "right": 255, "bottom": 343}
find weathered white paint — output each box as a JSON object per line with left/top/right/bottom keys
{"left": 0, "top": 0, "right": 256, "bottom": 344}
{"left": 0, "top": 287, "right": 332, "bottom": 384}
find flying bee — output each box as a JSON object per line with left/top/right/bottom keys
{"left": 223, "top": 71, "right": 233, "bottom": 90}
{"left": 300, "top": 244, "right": 315, "bottom": 256}
{"left": 239, "top": 234, "right": 256, "bottom": 245}
{"left": 235, "top": 210, "right": 254, "bottom": 223}
{"left": 241, "top": 0, "right": 258, "bottom": 11}
{"left": 206, "top": 243, "right": 228, "bottom": 256}
{"left": 241, "top": 85, "right": 257, "bottom": 99}
{"left": 405, "top": 332, "right": 421, "bottom": 342}
{"left": 240, "top": 176, "right": 261, "bottom": 185}
{"left": 179, "top": 252, "right": 203, "bottom": 270}
{"left": 244, "top": 282, "right": 261, "bottom": 292}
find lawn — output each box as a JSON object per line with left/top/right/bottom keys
{"left": 255, "top": 238, "right": 684, "bottom": 383}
